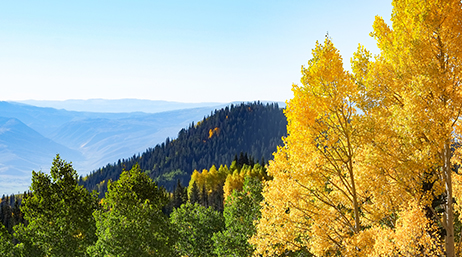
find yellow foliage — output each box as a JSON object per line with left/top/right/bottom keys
{"left": 223, "top": 163, "right": 268, "bottom": 199}
{"left": 364, "top": 0, "right": 462, "bottom": 254}
{"left": 188, "top": 165, "right": 228, "bottom": 197}
{"left": 188, "top": 162, "right": 268, "bottom": 202}
{"left": 253, "top": 0, "right": 462, "bottom": 255}
{"left": 208, "top": 127, "right": 220, "bottom": 139}
{"left": 370, "top": 201, "right": 442, "bottom": 256}
{"left": 223, "top": 170, "right": 245, "bottom": 199}
{"left": 252, "top": 38, "right": 370, "bottom": 256}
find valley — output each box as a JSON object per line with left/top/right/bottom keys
{"left": 0, "top": 100, "right": 231, "bottom": 194}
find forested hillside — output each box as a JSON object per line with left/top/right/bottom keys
{"left": 80, "top": 102, "right": 286, "bottom": 195}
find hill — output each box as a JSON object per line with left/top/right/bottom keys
{"left": 0, "top": 101, "right": 226, "bottom": 194}
{"left": 81, "top": 102, "right": 287, "bottom": 195}
{"left": 0, "top": 117, "right": 83, "bottom": 194}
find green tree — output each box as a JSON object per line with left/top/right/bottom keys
{"left": 213, "top": 176, "right": 263, "bottom": 257}
{"left": 87, "top": 164, "right": 175, "bottom": 257}
{"left": 189, "top": 181, "right": 200, "bottom": 204}
{"left": 14, "top": 155, "right": 98, "bottom": 257}
{"left": 170, "top": 202, "right": 224, "bottom": 257}
{"left": 0, "top": 223, "right": 14, "bottom": 257}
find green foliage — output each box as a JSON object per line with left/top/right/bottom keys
{"left": 0, "top": 223, "right": 14, "bottom": 256}
{"left": 88, "top": 164, "right": 176, "bottom": 257}
{"left": 213, "top": 176, "right": 263, "bottom": 257}
{"left": 153, "top": 169, "right": 186, "bottom": 185}
{"left": 170, "top": 202, "right": 224, "bottom": 257}
{"left": 81, "top": 102, "right": 286, "bottom": 195}
{"left": 0, "top": 193, "right": 27, "bottom": 237}
{"left": 14, "top": 154, "right": 98, "bottom": 257}
{"left": 164, "top": 180, "right": 189, "bottom": 215}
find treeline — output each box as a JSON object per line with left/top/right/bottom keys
{"left": 80, "top": 102, "right": 286, "bottom": 196}
{"left": 165, "top": 152, "right": 269, "bottom": 214}
{"left": 0, "top": 155, "right": 280, "bottom": 256}
{"left": 0, "top": 193, "right": 28, "bottom": 237}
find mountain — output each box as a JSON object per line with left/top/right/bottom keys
{"left": 0, "top": 117, "right": 83, "bottom": 194}
{"left": 17, "top": 99, "right": 223, "bottom": 113}
{"left": 49, "top": 106, "right": 230, "bottom": 174}
{"left": 0, "top": 101, "right": 149, "bottom": 137}
{"left": 0, "top": 101, "right": 227, "bottom": 194}
{"left": 81, "top": 102, "right": 287, "bottom": 195}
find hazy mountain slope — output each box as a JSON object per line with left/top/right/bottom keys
{"left": 50, "top": 106, "right": 229, "bottom": 174}
{"left": 0, "top": 117, "right": 83, "bottom": 194}
{"left": 18, "top": 99, "right": 222, "bottom": 113}
{"left": 81, "top": 102, "right": 287, "bottom": 194}
{"left": 0, "top": 101, "right": 150, "bottom": 137}
{"left": 0, "top": 101, "right": 227, "bottom": 194}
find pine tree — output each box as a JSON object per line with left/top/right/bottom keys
{"left": 189, "top": 182, "right": 200, "bottom": 204}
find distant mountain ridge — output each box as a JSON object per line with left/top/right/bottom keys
{"left": 0, "top": 101, "right": 229, "bottom": 194}
{"left": 0, "top": 117, "right": 83, "bottom": 194}
{"left": 17, "top": 99, "right": 223, "bottom": 113}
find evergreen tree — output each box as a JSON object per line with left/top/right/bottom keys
{"left": 172, "top": 179, "right": 187, "bottom": 208}
{"left": 189, "top": 181, "right": 200, "bottom": 204}
{"left": 208, "top": 184, "right": 224, "bottom": 213}
{"left": 200, "top": 185, "right": 208, "bottom": 207}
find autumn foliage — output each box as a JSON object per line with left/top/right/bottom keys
{"left": 253, "top": 0, "right": 462, "bottom": 256}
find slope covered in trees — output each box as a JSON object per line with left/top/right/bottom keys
{"left": 80, "top": 102, "right": 286, "bottom": 195}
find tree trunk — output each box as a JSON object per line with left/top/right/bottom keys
{"left": 349, "top": 166, "right": 360, "bottom": 234}
{"left": 443, "top": 140, "right": 455, "bottom": 257}
{"left": 347, "top": 134, "right": 360, "bottom": 234}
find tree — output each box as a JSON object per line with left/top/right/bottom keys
{"left": 88, "top": 164, "right": 175, "bottom": 257}
{"left": 252, "top": 37, "right": 370, "bottom": 256}
{"left": 165, "top": 179, "right": 188, "bottom": 214}
{"left": 0, "top": 223, "right": 14, "bottom": 257}
{"left": 189, "top": 181, "right": 200, "bottom": 204}
{"left": 170, "top": 202, "right": 224, "bottom": 257}
{"left": 213, "top": 176, "right": 263, "bottom": 257}
{"left": 353, "top": 0, "right": 462, "bottom": 255}
{"left": 14, "top": 155, "right": 98, "bottom": 257}
{"left": 253, "top": 0, "right": 462, "bottom": 256}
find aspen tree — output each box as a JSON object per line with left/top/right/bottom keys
{"left": 252, "top": 38, "right": 369, "bottom": 256}
{"left": 362, "top": 1, "right": 462, "bottom": 255}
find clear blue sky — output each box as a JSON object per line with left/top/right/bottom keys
{"left": 0, "top": 1, "right": 392, "bottom": 103}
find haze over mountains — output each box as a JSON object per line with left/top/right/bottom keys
{"left": 17, "top": 99, "right": 223, "bottom": 113}
{"left": 0, "top": 100, "right": 237, "bottom": 194}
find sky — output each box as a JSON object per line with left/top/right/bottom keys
{"left": 0, "top": 1, "right": 393, "bottom": 104}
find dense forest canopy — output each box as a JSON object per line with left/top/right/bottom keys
{"left": 80, "top": 102, "right": 287, "bottom": 195}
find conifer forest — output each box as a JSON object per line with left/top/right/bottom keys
{"left": 1, "top": 0, "right": 462, "bottom": 256}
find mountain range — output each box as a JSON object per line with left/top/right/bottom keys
{"left": 17, "top": 99, "right": 223, "bottom": 113}
{"left": 0, "top": 100, "right": 232, "bottom": 194}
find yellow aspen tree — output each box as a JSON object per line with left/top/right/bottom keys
{"left": 351, "top": 0, "right": 462, "bottom": 255}
{"left": 223, "top": 170, "right": 245, "bottom": 199}
{"left": 188, "top": 170, "right": 202, "bottom": 199}
{"left": 252, "top": 38, "right": 370, "bottom": 256}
